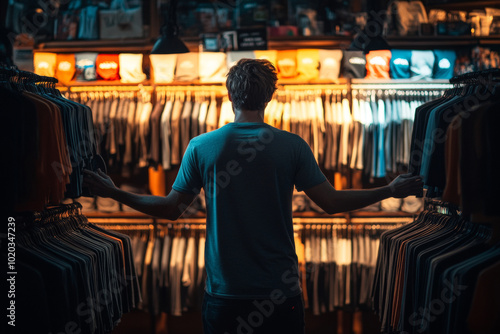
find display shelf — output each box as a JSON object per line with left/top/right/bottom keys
{"left": 351, "top": 79, "right": 450, "bottom": 84}
{"left": 182, "top": 35, "right": 354, "bottom": 51}
{"left": 279, "top": 78, "right": 349, "bottom": 87}
{"left": 35, "top": 38, "right": 154, "bottom": 53}
{"left": 57, "top": 80, "right": 151, "bottom": 88}
{"left": 426, "top": 1, "right": 500, "bottom": 10}
{"left": 34, "top": 34, "right": 500, "bottom": 53}
{"left": 153, "top": 81, "right": 225, "bottom": 86}
{"left": 268, "top": 35, "right": 353, "bottom": 50}
{"left": 386, "top": 35, "right": 500, "bottom": 47}
{"left": 351, "top": 79, "right": 453, "bottom": 90}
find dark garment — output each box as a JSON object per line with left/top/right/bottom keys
{"left": 202, "top": 292, "right": 305, "bottom": 334}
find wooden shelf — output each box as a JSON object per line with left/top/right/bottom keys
{"left": 426, "top": 1, "right": 500, "bottom": 10}
{"left": 268, "top": 35, "right": 353, "bottom": 50}
{"left": 351, "top": 79, "right": 453, "bottom": 89}
{"left": 35, "top": 38, "right": 154, "bottom": 53}
{"left": 182, "top": 35, "right": 354, "bottom": 51}
{"left": 58, "top": 80, "right": 151, "bottom": 87}
{"left": 35, "top": 34, "right": 500, "bottom": 53}
{"left": 386, "top": 35, "right": 500, "bottom": 47}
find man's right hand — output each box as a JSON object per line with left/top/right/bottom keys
{"left": 387, "top": 173, "right": 423, "bottom": 198}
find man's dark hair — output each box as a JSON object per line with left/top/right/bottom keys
{"left": 226, "top": 58, "right": 278, "bottom": 111}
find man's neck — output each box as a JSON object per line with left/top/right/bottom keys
{"left": 233, "top": 109, "right": 265, "bottom": 123}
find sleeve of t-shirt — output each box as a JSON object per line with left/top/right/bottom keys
{"left": 294, "top": 138, "right": 327, "bottom": 191}
{"left": 172, "top": 141, "right": 203, "bottom": 194}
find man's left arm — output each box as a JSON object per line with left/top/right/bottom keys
{"left": 83, "top": 169, "right": 197, "bottom": 220}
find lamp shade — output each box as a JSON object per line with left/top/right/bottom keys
{"left": 151, "top": 34, "right": 189, "bottom": 54}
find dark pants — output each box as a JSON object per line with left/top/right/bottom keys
{"left": 202, "top": 292, "right": 305, "bottom": 334}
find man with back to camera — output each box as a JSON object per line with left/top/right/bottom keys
{"left": 83, "top": 59, "right": 423, "bottom": 334}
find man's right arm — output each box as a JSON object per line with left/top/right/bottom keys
{"left": 304, "top": 174, "right": 423, "bottom": 215}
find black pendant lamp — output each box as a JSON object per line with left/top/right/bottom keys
{"left": 151, "top": 0, "right": 189, "bottom": 54}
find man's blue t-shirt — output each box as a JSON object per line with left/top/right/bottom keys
{"left": 172, "top": 122, "right": 326, "bottom": 299}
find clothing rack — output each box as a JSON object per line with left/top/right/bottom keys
{"left": 449, "top": 68, "right": 500, "bottom": 85}
{"left": 15, "top": 202, "right": 82, "bottom": 229}
{"left": 5, "top": 68, "right": 102, "bottom": 212}
{"left": 24, "top": 202, "right": 82, "bottom": 220}
{"left": 12, "top": 203, "right": 142, "bottom": 334}
{"left": 91, "top": 216, "right": 407, "bottom": 322}
{"left": 0, "top": 66, "right": 58, "bottom": 85}
{"left": 155, "top": 85, "right": 227, "bottom": 93}
{"left": 281, "top": 83, "right": 348, "bottom": 91}
{"left": 409, "top": 68, "right": 500, "bottom": 215}
{"left": 87, "top": 215, "right": 416, "bottom": 227}
{"left": 351, "top": 79, "right": 452, "bottom": 90}
{"left": 67, "top": 85, "right": 154, "bottom": 92}
{"left": 372, "top": 69, "right": 500, "bottom": 334}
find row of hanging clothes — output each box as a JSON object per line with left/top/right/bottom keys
{"left": 9, "top": 203, "right": 141, "bottom": 334}
{"left": 2, "top": 67, "right": 101, "bottom": 212}
{"left": 91, "top": 219, "right": 412, "bottom": 320}
{"left": 67, "top": 86, "right": 224, "bottom": 177}
{"left": 349, "top": 87, "right": 445, "bottom": 179}
{"left": 409, "top": 68, "right": 500, "bottom": 208}
{"left": 64, "top": 84, "right": 449, "bottom": 181}
{"left": 92, "top": 222, "right": 207, "bottom": 318}
{"left": 296, "top": 221, "right": 410, "bottom": 316}
{"left": 371, "top": 203, "right": 499, "bottom": 334}
{"left": 373, "top": 69, "right": 500, "bottom": 334}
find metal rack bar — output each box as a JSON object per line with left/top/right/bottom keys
{"left": 350, "top": 217, "right": 415, "bottom": 224}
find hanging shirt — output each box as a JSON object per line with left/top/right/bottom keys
{"left": 172, "top": 122, "right": 326, "bottom": 299}
{"left": 180, "top": 95, "right": 193, "bottom": 157}
{"left": 282, "top": 100, "right": 291, "bottom": 132}
{"left": 218, "top": 98, "right": 234, "bottom": 128}
{"left": 149, "top": 97, "right": 165, "bottom": 166}
{"left": 138, "top": 101, "right": 153, "bottom": 167}
{"left": 182, "top": 235, "right": 198, "bottom": 309}
{"left": 191, "top": 98, "right": 201, "bottom": 138}
{"left": 170, "top": 94, "right": 185, "bottom": 165}
{"left": 160, "top": 98, "right": 174, "bottom": 169}
{"left": 205, "top": 96, "right": 218, "bottom": 133}
{"left": 197, "top": 99, "right": 209, "bottom": 135}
